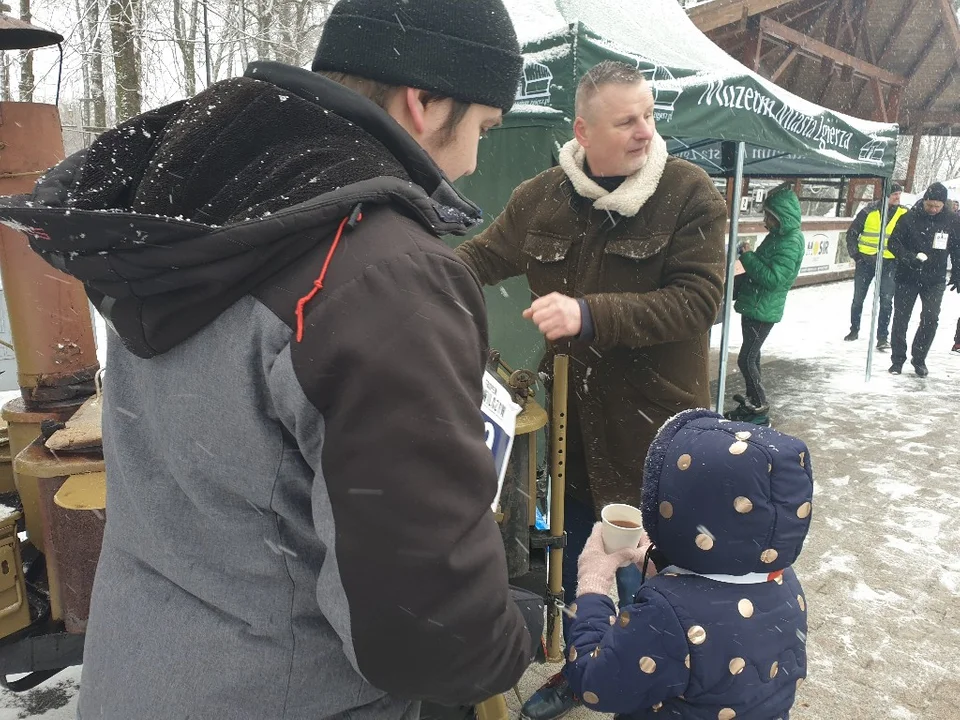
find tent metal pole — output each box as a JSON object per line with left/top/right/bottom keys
{"left": 865, "top": 177, "right": 891, "bottom": 381}
{"left": 716, "top": 141, "right": 746, "bottom": 412}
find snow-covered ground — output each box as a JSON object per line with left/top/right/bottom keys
{"left": 2, "top": 279, "right": 960, "bottom": 718}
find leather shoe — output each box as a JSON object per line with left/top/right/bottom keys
{"left": 520, "top": 673, "right": 579, "bottom": 720}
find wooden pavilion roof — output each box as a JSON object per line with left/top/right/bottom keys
{"left": 688, "top": 0, "right": 960, "bottom": 136}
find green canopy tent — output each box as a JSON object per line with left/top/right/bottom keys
{"left": 455, "top": 0, "right": 900, "bottom": 403}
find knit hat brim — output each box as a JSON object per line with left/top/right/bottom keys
{"left": 313, "top": 13, "right": 522, "bottom": 113}
{"left": 924, "top": 182, "right": 949, "bottom": 204}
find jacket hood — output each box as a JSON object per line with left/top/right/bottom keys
{"left": 641, "top": 409, "right": 813, "bottom": 575}
{"left": 763, "top": 185, "right": 802, "bottom": 234}
{"left": 0, "top": 62, "right": 482, "bottom": 359}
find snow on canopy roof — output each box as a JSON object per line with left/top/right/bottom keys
{"left": 505, "top": 0, "right": 567, "bottom": 45}
{"left": 506, "top": 0, "right": 894, "bottom": 138}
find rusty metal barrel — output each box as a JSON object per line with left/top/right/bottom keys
{"left": 0, "top": 101, "right": 99, "bottom": 406}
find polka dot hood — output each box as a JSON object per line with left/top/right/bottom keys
{"left": 641, "top": 409, "right": 813, "bottom": 576}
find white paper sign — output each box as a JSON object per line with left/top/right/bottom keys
{"left": 933, "top": 232, "right": 949, "bottom": 250}
{"left": 481, "top": 371, "right": 522, "bottom": 512}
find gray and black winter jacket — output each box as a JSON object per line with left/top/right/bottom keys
{"left": 1, "top": 62, "right": 535, "bottom": 719}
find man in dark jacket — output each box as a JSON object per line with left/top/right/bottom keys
{"left": 888, "top": 182, "right": 960, "bottom": 377}
{"left": 0, "top": 1, "right": 539, "bottom": 718}
{"left": 843, "top": 183, "right": 907, "bottom": 349}
{"left": 456, "top": 60, "right": 727, "bottom": 720}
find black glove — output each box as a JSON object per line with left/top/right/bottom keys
{"left": 949, "top": 275, "right": 960, "bottom": 293}
{"left": 850, "top": 251, "right": 864, "bottom": 263}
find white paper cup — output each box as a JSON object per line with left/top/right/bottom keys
{"left": 600, "top": 504, "right": 645, "bottom": 552}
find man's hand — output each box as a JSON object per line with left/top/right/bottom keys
{"left": 523, "top": 292, "right": 582, "bottom": 341}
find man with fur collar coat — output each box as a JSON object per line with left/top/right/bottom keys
{"left": 456, "top": 60, "right": 727, "bottom": 720}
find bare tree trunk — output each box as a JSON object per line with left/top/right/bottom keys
{"left": 88, "top": 0, "right": 107, "bottom": 128}
{"left": 74, "top": 0, "right": 92, "bottom": 128}
{"left": 18, "top": 0, "right": 33, "bottom": 102}
{"left": 255, "top": 0, "right": 273, "bottom": 61}
{"left": 238, "top": 0, "right": 250, "bottom": 71}
{"left": 0, "top": 55, "right": 10, "bottom": 102}
{"left": 109, "top": 0, "right": 142, "bottom": 121}
{"left": 172, "top": 0, "right": 198, "bottom": 96}
{"left": 212, "top": 0, "right": 235, "bottom": 81}
{"left": 277, "top": 0, "right": 295, "bottom": 65}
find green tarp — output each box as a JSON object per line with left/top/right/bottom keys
{"left": 454, "top": 0, "right": 899, "bottom": 377}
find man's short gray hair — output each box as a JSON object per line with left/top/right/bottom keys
{"left": 575, "top": 61, "right": 647, "bottom": 118}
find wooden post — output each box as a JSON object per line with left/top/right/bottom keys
{"left": 742, "top": 17, "right": 763, "bottom": 71}
{"left": 905, "top": 129, "right": 923, "bottom": 193}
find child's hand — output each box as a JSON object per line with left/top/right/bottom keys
{"left": 634, "top": 536, "right": 659, "bottom": 579}
{"left": 577, "top": 523, "right": 646, "bottom": 597}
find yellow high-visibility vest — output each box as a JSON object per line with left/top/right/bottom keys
{"left": 858, "top": 206, "right": 906, "bottom": 259}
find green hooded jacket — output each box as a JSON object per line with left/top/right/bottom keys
{"left": 735, "top": 186, "right": 805, "bottom": 323}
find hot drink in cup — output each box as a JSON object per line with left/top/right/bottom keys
{"left": 600, "top": 503, "right": 646, "bottom": 552}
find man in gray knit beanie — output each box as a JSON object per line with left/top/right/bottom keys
{"left": 49, "top": 0, "right": 538, "bottom": 718}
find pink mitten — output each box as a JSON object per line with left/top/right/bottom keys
{"left": 576, "top": 523, "right": 646, "bottom": 597}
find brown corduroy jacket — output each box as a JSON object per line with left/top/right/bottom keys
{"left": 456, "top": 135, "right": 727, "bottom": 510}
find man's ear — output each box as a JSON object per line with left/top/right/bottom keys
{"left": 404, "top": 87, "right": 429, "bottom": 136}
{"left": 573, "top": 116, "right": 589, "bottom": 148}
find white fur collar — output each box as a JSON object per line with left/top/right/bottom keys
{"left": 660, "top": 565, "right": 783, "bottom": 585}
{"left": 558, "top": 133, "right": 668, "bottom": 218}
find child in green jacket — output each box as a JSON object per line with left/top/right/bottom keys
{"left": 726, "top": 185, "right": 805, "bottom": 426}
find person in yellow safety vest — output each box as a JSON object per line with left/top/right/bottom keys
{"left": 844, "top": 183, "right": 907, "bottom": 350}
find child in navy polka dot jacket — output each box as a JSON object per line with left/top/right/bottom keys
{"left": 565, "top": 409, "right": 812, "bottom": 719}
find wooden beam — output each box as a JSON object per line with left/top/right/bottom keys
{"left": 904, "top": 130, "right": 922, "bottom": 193}
{"left": 779, "top": 6, "right": 826, "bottom": 97}
{"left": 920, "top": 60, "right": 959, "bottom": 113}
{"left": 818, "top": 1, "right": 844, "bottom": 78}
{"left": 852, "top": 18, "right": 941, "bottom": 117}
{"left": 839, "top": 0, "right": 859, "bottom": 49}
{"left": 854, "top": 0, "right": 878, "bottom": 65}
{"left": 742, "top": 17, "right": 764, "bottom": 70}
{"left": 934, "top": 0, "right": 960, "bottom": 57}
{"left": 688, "top": 0, "right": 802, "bottom": 33}
{"left": 817, "top": 72, "right": 835, "bottom": 106}
{"left": 771, "top": 46, "right": 800, "bottom": 81}
{"left": 901, "top": 23, "right": 943, "bottom": 79}
{"left": 758, "top": 16, "right": 906, "bottom": 85}
{"left": 886, "top": 84, "right": 903, "bottom": 122}
{"left": 875, "top": 0, "right": 923, "bottom": 67}
{"left": 780, "top": 0, "right": 833, "bottom": 28}
{"left": 869, "top": 77, "right": 888, "bottom": 122}
{"left": 901, "top": 110, "right": 960, "bottom": 132}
